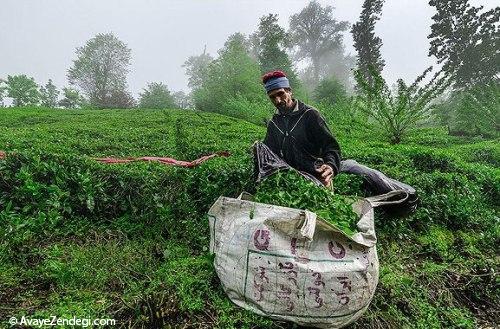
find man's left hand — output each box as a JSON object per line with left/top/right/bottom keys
{"left": 316, "top": 164, "right": 334, "bottom": 188}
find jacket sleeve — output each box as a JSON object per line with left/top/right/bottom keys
{"left": 309, "top": 111, "right": 341, "bottom": 176}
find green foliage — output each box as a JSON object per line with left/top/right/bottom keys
{"left": 432, "top": 81, "right": 500, "bottom": 138}
{"left": 183, "top": 50, "right": 213, "bottom": 91}
{"left": 5, "top": 74, "right": 40, "bottom": 106}
{"left": 0, "top": 107, "right": 498, "bottom": 328}
{"left": 289, "top": 1, "right": 351, "bottom": 88}
{"left": 159, "top": 255, "right": 215, "bottom": 312}
{"left": 39, "top": 79, "right": 60, "bottom": 108}
{"left": 250, "top": 14, "right": 305, "bottom": 99}
{"left": 313, "top": 76, "right": 348, "bottom": 105}
{"left": 312, "top": 96, "right": 372, "bottom": 141}
{"left": 102, "top": 89, "right": 136, "bottom": 109}
{"left": 332, "top": 173, "right": 366, "bottom": 196}
{"left": 254, "top": 170, "right": 359, "bottom": 235}
{"left": 354, "top": 66, "right": 452, "bottom": 144}
{"left": 172, "top": 90, "right": 191, "bottom": 109}
{"left": 453, "top": 81, "right": 500, "bottom": 138}
{"left": 428, "top": 0, "right": 500, "bottom": 90}
{"left": 351, "top": 0, "right": 385, "bottom": 88}
{"left": 0, "top": 78, "right": 6, "bottom": 106}
{"left": 138, "top": 82, "right": 175, "bottom": 109}
{"left": 417, "top": 226, "right": 455, "bottom": 260}
{"left": 58, "top": 87, "right": 86, "bottom": 109}
{"left": 192, "top": 33, "right": 272, "bottom": 125}
{"left": 68, "top": 32, "right": 132, "bottom": 109}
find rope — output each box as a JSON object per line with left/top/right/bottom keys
{"left": 0, "top": 150, "right": 231, "bottom": 168}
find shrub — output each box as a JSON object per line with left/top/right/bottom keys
{"left": 354, "top": 66, "right": 452, "bottom": 144}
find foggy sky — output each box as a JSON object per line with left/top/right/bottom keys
{"left": 0, "top": 0, "right": 496, "bottom": 99}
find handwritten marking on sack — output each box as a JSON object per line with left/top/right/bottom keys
{"left": 290, "top": 238, "right": 310, "bottom": 263}
{"left": 333, "top": 276, "right": 352, "bottom": 305}
{"left": 277, "top": 261, "right": 297, "bottom": 311}
{"left": 253, "top": 229, "right": 270, "bottom": 250}
{"left": 290, "top": 238, "right": 297, "bottom": 255}
{"left": 253, "top": 266, "right": 269, "bottom": 301}
{"left": 278, "top": 262, "right": 298, "bottom": 284}
{"left": 245, "top": 251, "right": 363, "bottom": 317}
{"left": 360, "top": 248, "right": 370, "bottom": 268}
{"left": 328, "top": 241, "right": 346, "bottom": 259}
{"left": 306, "top": 272, "right": 326, "bottom": 308}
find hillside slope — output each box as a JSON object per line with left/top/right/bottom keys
{"left": 0, "top": 107, "right": 498, "bottom": 328}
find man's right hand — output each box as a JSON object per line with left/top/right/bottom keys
{"left": 316, "top": 164, "right": 334, "bottom": 188}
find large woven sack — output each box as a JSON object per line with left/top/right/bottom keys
{"left": 208, "top": 190, "right": 407, "bottom": 328}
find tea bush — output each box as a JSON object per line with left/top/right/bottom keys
{"left": 0, "top": 107, "right": 498, "bottom": 328}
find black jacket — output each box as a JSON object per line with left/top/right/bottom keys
{"left": 263, "top": 100, "right": 341, "bottom": 180}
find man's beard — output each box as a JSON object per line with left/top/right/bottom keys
{"left": 276, "top": 103, "right": 287, "bottom": 112}
{"left": 277, "top": 101, "right": 294, "bottom": 112}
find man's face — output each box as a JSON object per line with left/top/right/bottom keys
{"left": 267, "top": 88, "right": 294, "bottom": 112}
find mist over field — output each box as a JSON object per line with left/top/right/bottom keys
{"left": 1, "top": 0, "right": 491, "bottom": 97}
{"left": 0, "top": 1, "right": 498, "bottom": 328}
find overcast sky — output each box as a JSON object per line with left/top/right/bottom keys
{"left": 0, "top": 0, "right": 497, "bottom": 98}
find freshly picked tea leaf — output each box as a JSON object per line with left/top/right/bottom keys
{"left": 254, "top": 170, "right": 358, "bottom": 236}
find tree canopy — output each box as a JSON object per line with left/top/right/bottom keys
{"left": 58, "top": 87, "right": 85, "bottom": 109}
{"left": 250, "top": 14, "right": 303, "bottom": 97}
{"left": 428, "top": 0, "right": 500, "bottom": 90}
{"left": 183, "top": 48, "right": 213, "bottom": 91}
{"left": 313, "top": 76, "right": 348, "bottom": 106}
{"left": 39, "top": 79, "right": 60, "bottom": 108}
{"left": 68, "top": 32, "right": 132, "bottom": 108}
{"left": 139, "top": 82, "right": 176, "bottom": 109}
{"left": 289, "top": 1, "right": 351, "bottom": 86}
{"left": 352, "top": 0, "right": 385, "bottom": 87}
{"left": 5, "top": 74, "right": 40, "bottom": 107}
{"left": 192, "top": 33, "right": 271, "bottom": 124}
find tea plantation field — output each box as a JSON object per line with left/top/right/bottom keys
{"left": 0, "top": 107, "right": 498, "bottom": 328}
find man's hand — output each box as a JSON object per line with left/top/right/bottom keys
{"left": 316, "top": 164, "right": 334, "bottom": 187}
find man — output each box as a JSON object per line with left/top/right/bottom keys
{"left": 262, "top": 70, "right": 341, "bottom": 187}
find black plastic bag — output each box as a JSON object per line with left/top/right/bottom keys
{"left": 253, "top": 141, "right": 323, "bottom": 186}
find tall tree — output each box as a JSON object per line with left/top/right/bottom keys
{"left": 67, "top": 32, "right": 132, "bottom": 108}
{"left": 138, "top": 82, "right": 175, "bottom": 109}
{"left": 0, "top": 78, "right": 5, "bottom": 106}
{"left": 302, "top": 49, "right": 356, "bottom": 92}
{"left": 452, "top": 81, "right": 500, "bottom": 137}
{"left": 183, "top": 46, "right": 213, "bottom": 91}
{"left": 193, "top": 33, "right": 270, "bottom": 124}
{"left": 251, "top": 14, "right": 303, "bottom": 96}
{"left": 251, "top": 14, "right": 292, "bottom": 73}
{"left": 5, "top": 74, "right": 40, "bottom": 107}
{"left": 172, "top": 91, "right": 191, "bottom": 109}
{"left": 58, "top": 87, "right": 85, "bottom": 109}
{"left": 103, "top": 89, "right": 136, "bottom": 109}
{"left": 428, "top": 0, "right": 499, "bottom": 90}
{"left": 39, "top": 79, "right": 60, "bottom": 107}
{"left": 351, "top": 0, "right": 385, "bottom": 86}
{"left": 288, "top": 1, "right": 350, "bottom": 84}
{"left": 313, "top": 76, "right": 348, "bottom": 106}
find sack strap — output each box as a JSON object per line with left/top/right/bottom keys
{"left": 365, "top": 190, "right": 409, "bottom": 208}
{"left": 300, "top": 210, "right": 316, "bottom": 240}
{"left": 237, "top": 192, "right": 253, "bottom": 201}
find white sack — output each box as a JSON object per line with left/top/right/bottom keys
{"left": 208, "top": 190, "right": 407, "bottom": 328}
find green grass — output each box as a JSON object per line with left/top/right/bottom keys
{"left": 0, "top": 106, "right": 498, "bottom": 328}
